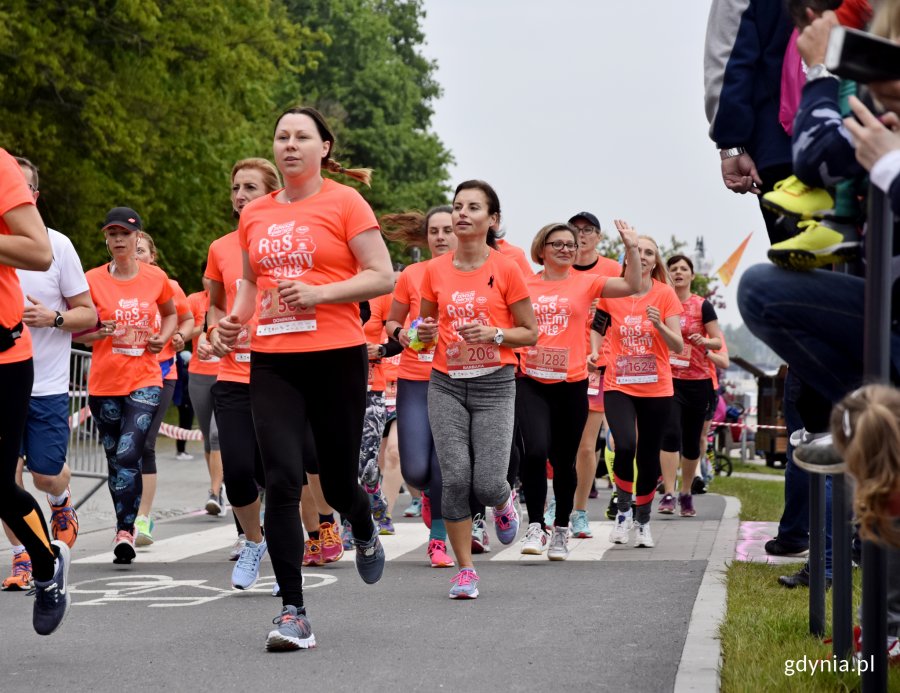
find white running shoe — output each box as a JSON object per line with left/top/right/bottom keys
{"left": 634, "top": 522, "right": 655, "bottom": 548}
{"left": 520, "top": 522, "right": 549, "bottom": 554}
{"left": 547, "top": 526, "right": 570, "bottom": 561}
{"left": 229, "top": 534, "right": 246, "bottom": 561}
{"left": 608, "top": 510, "right": 633, "bottom": 545}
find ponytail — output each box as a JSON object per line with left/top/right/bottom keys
{"left": 324, "top": 157, "right": 373, "bottom": 187}
{"left": 382, "top": 211, "right": 428, "bottom": 247}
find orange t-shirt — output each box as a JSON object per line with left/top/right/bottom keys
{"left": 521, "top": 272, "right": 607, "bottom": 384}
{"left": 157, "top": 278, "right": 190, "bottom": 380}
{"left": 365, "top": 293, "right": 391, "bottom": 392}
{"left": 187, "top": 290, "right": 220, "bottom": 377}
{"left": 598, "top": 279, "right": 682, "bottom": 398}
{"left": 0, "top": 149, "right": 34, "bottom": 365}
{"left": 238, "top": 179, "right": 379, "bottom": 353}
{"left": 670, "top": 294, "right": 715, "bottom": 381}
{"left": 393, "top": 261, "right": 435, "bottom": 382}
{"left": 86, "top": 262, "right": 174, "bottom": 396}
{"left": 496, "top": 238, "right": 534, "bottom": 277}
{"left": 421, "top": 249, "right": 531, "bottom": 378}
{"left": 206, "top": 230, "right": 253, "bottom": 384}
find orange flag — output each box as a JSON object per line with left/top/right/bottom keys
{"left": 716, "top": 233, "right": 753, "bottom": 286}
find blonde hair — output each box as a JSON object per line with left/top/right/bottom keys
{"left": 530, "top": 222, "right": 578, "bottom": 265}
{"left": 623, "top": 234, "right": 670, "bottom": 284}
{"left": 381, "top": 206, "right": 452, "bottom": 248}
{"left": 871, "top": 0, "right": 900, "bottom": 40}
{"left": 831, "top": 384, "right": 900, "bottom": 547}
{"left": 137, "top": 231, "right": 158, "bottom": 266}
{"left": 231, "top": 157, "right": 281, "bottom": 193}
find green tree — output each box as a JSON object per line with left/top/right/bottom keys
{"left": 1, "top": 0, "right": 322, "bottom": 288}
{"left": 282, "top": 0, "right": 453, "bottom": 265}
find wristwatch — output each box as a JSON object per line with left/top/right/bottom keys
{"left": 492, "top": 328, "right": 504, "bottom": 345}
{"left": 53, "top": 311, "right": 64, "bottom": 328}
{"left": 719, "top": 147, "right": 746, "bottom": 160}
{"left": 806, "top": 63, "right": 838, "bottom": 83}
{"left": 377, "top": 344, "right": 387, "bottom": 358}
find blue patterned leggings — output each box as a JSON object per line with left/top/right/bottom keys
{"left": 89, "top": 387, "right": 161, "bottom": 532}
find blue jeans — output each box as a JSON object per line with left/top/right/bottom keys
{"left": 735, "top": 264, "right": 900, "bottom": 575}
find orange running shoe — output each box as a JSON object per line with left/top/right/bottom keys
{"left": 318, "top": 522, "right": 344, "bottom": 564}
{"left": 302, "top": 538, "right": 324, "bottom": 567}
{"left": 1, "top": 551, "right": 33, "bottom": 591}
{"left": 49, "top": 488, "right": 79, "bottom": 548}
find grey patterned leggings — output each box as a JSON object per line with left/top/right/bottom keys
{"left": 427, "top": 366, "right": 515, "bottom": 522}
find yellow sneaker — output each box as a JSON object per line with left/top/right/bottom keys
{"left": 767, "top": 220, "right": 860, "bottom": 271}
{"left": 762, "top": 176, "right": 834, "bottom": 219}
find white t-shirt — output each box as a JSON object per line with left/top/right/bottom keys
{"left": 16, "top": 229, "right": 90, "bottom": 396}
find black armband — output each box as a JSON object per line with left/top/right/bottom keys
{"left": 591, "top": 309, "right": 611, "bottom": 336}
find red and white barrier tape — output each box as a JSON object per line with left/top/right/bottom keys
{"left": 158, "top": 422, "right": 204, "bottom": 441}
{"left": 711, "top": 420, "right": 787, "bottom": 432}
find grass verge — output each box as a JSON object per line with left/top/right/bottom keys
{"left": 709, "top": 476, "right": 785, "bottom": 522}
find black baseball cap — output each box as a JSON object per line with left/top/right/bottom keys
{"left": 568, "top": 211, "right": 601, "bottom": 229}
{"left": 102, "top": 207, "right": 143, "bottom": 233}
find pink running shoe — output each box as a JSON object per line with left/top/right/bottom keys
{"left": 427, "top": 539, "right": 455, "bottom": 568}
{"left": 492, "top": 491, "right": 520, "bottom": 545}
{"left": 302, "top": 539, "right": 324, "bottom": 567}
{"left": 319, "top": 522, "right": 344, "bottom": 563}
{"left": 421, "top": 492, "right": 432, "bottom": 529}
{"left": 113, "top": 529, "right": 136, "bottom": 564}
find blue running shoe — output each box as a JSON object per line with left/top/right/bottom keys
{"left": 32, "top": 540, "right": 70, "bottom": 636}
{"left": 353, "top": 529, "right": 385, "bottom": 585}
{"left": 232, "top": 539, "right": 267, "bottom": 590}
{"left": 449, "top": 568, "right": 479, "bottom": 599}
{"left": 266, "top": 605, "right": 316, "bottom": 651}
{"left": 570, "top": 509, "right": 593, "bottom": 538}
{"left": 543, "top": 497, "right": 556, "bottom": 529}
{"left": 493, "top": 491, "right": 520, "bottom": 545}
{"left": 403, "top": 497, "right": 422, "bottom": 518}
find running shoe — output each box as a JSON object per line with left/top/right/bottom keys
{"left": 547, "top": 526, "right": 570, "bottom": 561}
{"left": 767, "top": 219, "right": 860, "bottom": 271}
{"left": 205, "top": 490, "right": 222, "bottom": 516}
{"left": 302, "top": 539, "right": 324, "bottom": 567}
{"left": 340, "top": 519, "right": 353, "bottom": 551}
{"left": 31, "top": 540, "right": 70, "bottom": 636}
{"left": 427, "top": 539, "right": 455, "bottom": 568}
{"left": 493, "top": 491, "right": 519, "bottom": 545}
{"left": 232, "top": 539, "right": 268, "bottom": 590}
{"left": 521, "top": 522, "right": 549, "bottom": 555}
{"left": 229, "top": 534, "right": 246, "bottom": 561}
{"left": 319, "top": 522, "right": 344, "bottom": 564}
{"left": 266, "top": 605, "right": 316, "bottom": 651}
{"left": 679, "top": 493, "right": 697, "bottom": 517}
{"left": 761, "top": 175, "right": 834, "bottom": 219}
{"left": 634, "top": 522, "right": 655, "bottom": 548}
{"left": 403, "top": 497, "right": 422, "bottom": 518}
{"left": 134, "top": 515, "right": 154, "bottom": 547}
{"left": 271, "top": 582, "right": 280, "bottom": 598}
{"left": 764, "top": 538, "right": 809, "bottom": 558}
{"left": 608, "top": 510, "right": 633, "bottom": 545}
{"left": 175, "top": 451, "right": 194, "bottom": 461}
{"left": 421, "top": 492, "right": 432, "bottom": 529}
{"left": 691, "top": 476, "right": 708, "bottom": 495}
{"left": 369, "top": 487, "right": 395, "bottom": 535}
{"left": 113, "top": 529, "right": 136, "bottom": 564}
{"left": 353, "top": 530, "right": 385, "bottom": 585}
{"left": 589, "top": 481, "right": 599, "bottom": 499}
{"left": 658, "top": 493, "right": 677, "bottom": 515}
{"left": 543, "top": 497, "right": 556, "bottom": 529}
{"left": 49, "top": 488, "right": 78, "bottom": 548}
{"left": 605, "top": 492, "right": 618, "bottom": 520}
{"left": 471, "top": 514, "right": 491, "bottom": 554}
{"left": 2, "top": 551, "right": 33, "bottom": 591}
{"left": 570, "top": 510, "right": 593, "bottom": 538}
{"left": 448, "top": 568, "right": 479, "bottom": 599}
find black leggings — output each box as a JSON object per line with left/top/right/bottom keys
{"left": 517, "top": 377, "right": 588, "bottom": 528}
{"left": 604, "top": 390, "right": 672, "bottom": 518}
{"left": 250, "top": 346, "right": 372, "bottom": 608}
{"left": 211, "top": 380, "right": 265, "bottom": 508}
{"left": 0, "top": 358, "right": 55, "bottom": 580}
{"left": 661, "top": 378, "right": 712, "bottom": 460}
{"left": 141, "top": 378, "right": 175, "bottom": 474}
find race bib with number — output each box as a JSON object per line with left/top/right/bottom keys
{"left": 615, "top": 354, "right": 658, "bottom": 384}
{"left": 256, "top": 288, "right": 317, "bottom": 336}
{"left": 112, "top": 325, "right": 150, "bottom": 357}
{"left": 385, "top": 380, "right": 398, "bottom": 406}
{"left": 669, "top": 343, "right": 692, "bottom": 369}
{"left": 587, "top": 370, "right": 601, "bottom": 396}
{"left": 234, "top": 326, "right": 251, "bottom": 362}
{"left": 417, "top": 348, "right": 435, "bottom": 363}
{"left": 446, "top": 340, "right": 501, "bottom": 379}
{"left": 523, "top": 346, "right": 569, "bottom": 381}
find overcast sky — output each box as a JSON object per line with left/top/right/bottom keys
{"left": 420, "top": 0, "right": 768, "bottom": 326}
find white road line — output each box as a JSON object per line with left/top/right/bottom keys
{"left": 490, "top": 522, "right": 614, "bottom": 561}
{"left": 338, "top": 522, "right": 431, "bottom": 562}
{"left": 74, "top": 525, "right": 238, "bottom": 564}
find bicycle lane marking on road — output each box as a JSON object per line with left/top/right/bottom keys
{"left": 70, "top": 573, "right": 337, "bottom": 607}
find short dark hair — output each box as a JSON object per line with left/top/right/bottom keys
{"left": 454, "top": 180, "right": 501, "bottom": 248}
{"left": 785, "top": 0, "right": 842, "bottom": 28}
{"left": 666, "top": 254, "right": 694, "bottom": 273}
{"left": 14, "top": 156, "right": 38, "bottom": 189}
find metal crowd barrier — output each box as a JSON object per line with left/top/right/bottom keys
{"left": 67, "top": 348, "right": 107, "bottom": 509}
